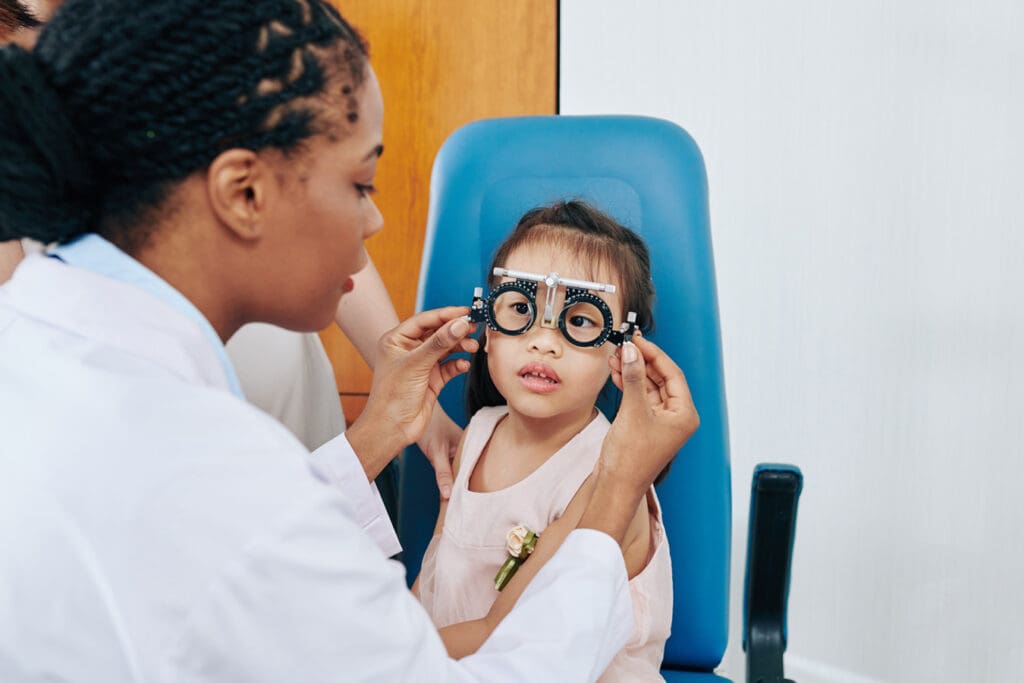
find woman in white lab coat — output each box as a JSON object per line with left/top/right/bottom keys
{"left": 0, "top": 1, "right": 699, "bottom": 680}
{"left": 0, "top": 0, "right": 465, "bottom": 494}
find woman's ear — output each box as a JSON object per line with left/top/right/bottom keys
{"left": 206, "top": 148, "right": 271, "bottom": 242}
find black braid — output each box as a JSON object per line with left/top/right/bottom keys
{"left": 0, "top": 0, "right": 367, "bottom": 249}
{"left": 0, "top": 45, "right": 97, "bottom": 243}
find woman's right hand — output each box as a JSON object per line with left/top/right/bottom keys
{"left": 581, "top": 337, "right": 700, "bottom": 544}
{"left": 346, "top": 307, "right": 478, "bottom": 480}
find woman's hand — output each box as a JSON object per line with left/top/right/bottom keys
{"left": 346, "top": 307, "right": 477, "bottom": 480}
{"left": 605, "top": 335, "right": 699, "bottom": 490}
{"left": 581, "top": 336, "right": 700, "bottom": 544}
{"left": 415, "top": 407, "right": 464, "bottom": 499}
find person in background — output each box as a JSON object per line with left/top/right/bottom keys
{"left": 0, "top": 0, "right": 462, "bottom": 498}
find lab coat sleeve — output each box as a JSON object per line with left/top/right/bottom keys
{"left": 308, "top": 433, "right": 402, "bottom": 557}
{"left": 457, "top": 529, "right": 634, "bottom": 681}
{"left": 163, "top": 493, "right": 633, "bottom": 682}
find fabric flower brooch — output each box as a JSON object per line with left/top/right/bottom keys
{"left": 494, "top": 524, "right": 540, "bottom": 591}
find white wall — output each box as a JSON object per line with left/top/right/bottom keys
{"left": 561, "top": 2, "right": 1024, "bottom": 681}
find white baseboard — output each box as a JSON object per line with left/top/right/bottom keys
{"left": 784, "top": 655, "right": 884, "bottom": 683}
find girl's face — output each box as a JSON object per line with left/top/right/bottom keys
{"left": 484, "top": 239, "right": 624, "bottom": 424}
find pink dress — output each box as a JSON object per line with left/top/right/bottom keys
{"left": 417, "top": 405, "right": 673, "bottom": 681}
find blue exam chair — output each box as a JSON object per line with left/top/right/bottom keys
{"left": 397, "top": 116, "right": 801, "bottom": 682}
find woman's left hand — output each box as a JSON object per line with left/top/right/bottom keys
{"left": 415, "top": 408, "right": 464, "bottom": 500}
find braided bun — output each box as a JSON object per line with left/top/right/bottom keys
{"left": 0, "top": 45, "right": 97, "bottom": 242}
{"left": 0, "top": 0, "right": 367, "bottom": 247}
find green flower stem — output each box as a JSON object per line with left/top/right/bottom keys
{"left": 494, "top": 556, "right": 521, "bottom": 591}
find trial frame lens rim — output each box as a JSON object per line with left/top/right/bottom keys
{"left": 557, "top": 290, "right": 615, "bottom": 347}
{"left": 486, "top": 281, "right": 537, "bottom": 335}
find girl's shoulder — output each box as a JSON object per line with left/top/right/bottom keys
{"left": 467, "top": 404, "right": 509, "bottom": 430}
{"left": 589, "top": 408, "right": 612, "bottom": 437}
{"left": 452, "top": 405, "right": 510, "bottom": 488}
{"left": 464, "top": 405, "right": 509, "bottom": 442}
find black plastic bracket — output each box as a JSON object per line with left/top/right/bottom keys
{"left": 743, "top": 464, "right": 803, "bottom": 683}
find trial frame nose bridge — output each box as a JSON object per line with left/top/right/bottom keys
{"left": 491, "top": 267, "right": 617, "bottom": 329}
{"left": 467, "top": 267, "right": 637, "bottom": 348}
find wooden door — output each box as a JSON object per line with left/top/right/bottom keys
{"left": 320, "top": 1, "right": 557, "bottom": 422}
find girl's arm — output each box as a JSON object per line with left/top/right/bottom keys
{"left": 410, "top": 429, "right": 468, "bottom": 598}
{"left": 437, "top": 475, "right": 653, "bottom": 659}
{"left": 334, "top": 255, "right": 463, "bottom": 499}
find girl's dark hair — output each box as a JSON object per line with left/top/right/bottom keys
{"left": 466, "top": 200, "right": 670, "bottom": 483}
{"left": 0, "top": 0, "right": 368, "bottom": 251}
{"left": 0, "top": 1, "right": 40, "bottom": 34}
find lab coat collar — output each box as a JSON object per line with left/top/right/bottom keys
{"left": 50, "top": 234, "right": 244, "bottom": 397}
{"left": 3, "top": 252, "right": 238, "bottom": 396}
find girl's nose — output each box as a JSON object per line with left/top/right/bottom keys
{"left": 526, "top": 324, "right": 563, "bottom": 357}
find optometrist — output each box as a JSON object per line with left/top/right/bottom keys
{"left": 0, "top": 1, "right": 699, "bottom": 681}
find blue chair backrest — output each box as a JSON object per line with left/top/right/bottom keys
{"left": 399, "top": 115, "right": 731, "bottom": 672}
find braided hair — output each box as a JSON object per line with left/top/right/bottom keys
{"left": 0, "top": 0, "right": 367, "bottom": 251}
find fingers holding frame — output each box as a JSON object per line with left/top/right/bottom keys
{"left": 608, "top": 336, "right": 696, "bottom": 413}
{"left": 392, "top": 306, "right": 472, "bottom": 347}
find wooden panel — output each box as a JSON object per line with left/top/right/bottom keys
{"left": 320, "top": 0, "right": 557, "bottom": 398}
{"left": 339, "top": 394, "right": 368, "bottom": 428}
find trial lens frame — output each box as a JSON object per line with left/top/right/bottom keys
{"left": 466, "top": 267, "right": 638, "bottom": 348}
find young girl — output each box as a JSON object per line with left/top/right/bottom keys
{"left": 414, "top": 200, "right": 673, "bottom": 681}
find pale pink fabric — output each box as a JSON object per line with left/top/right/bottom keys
{"left": 417, "top": 405, "right": 673, "bottom": 682}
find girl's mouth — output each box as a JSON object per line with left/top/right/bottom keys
{"left": 518, "top": 363, "right": 561, "bottom": 394}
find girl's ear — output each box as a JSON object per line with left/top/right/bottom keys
{"left": 481, "top": 327, "right": 490, "bottom": 352}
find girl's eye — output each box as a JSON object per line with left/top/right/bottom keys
{"left": 511, "top": 302, "right": 530, "bottom": 316}
{"left": 355, "top": 183, "right": 377, "bottom": 197}
{"left": 569, "top": 315, "right": 598, "bottom": 329}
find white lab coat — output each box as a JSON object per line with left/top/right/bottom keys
{"left": 0, "top": 253, "right": 632, "bottom": 682}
